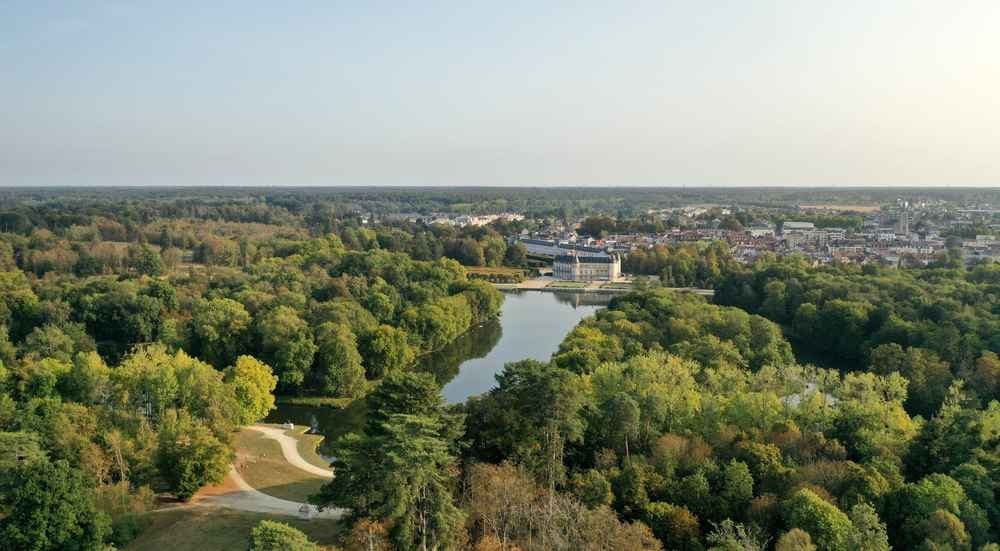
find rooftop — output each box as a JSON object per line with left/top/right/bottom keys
{"left": 554, "top": 255, "right": 617, "bottom": 264}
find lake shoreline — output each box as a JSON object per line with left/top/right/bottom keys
{"left": 495, "top": 280, "right": 714, "bottom": 297}
{"left": 268, "top": 291, "right": 613, "bottom": 446}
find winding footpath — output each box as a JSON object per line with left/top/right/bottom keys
{"left": 244, "top": 425, "right": 334, "bottom": 478}
{"left": 189, "top": 424, "right": 343, "bottom": 519}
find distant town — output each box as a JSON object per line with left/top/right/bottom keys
{"left": 367, "top": 197, "right": 1000, "bottom": 282}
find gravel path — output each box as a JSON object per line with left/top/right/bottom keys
{"left": 188, "top": 466, "right": 345, "bottom": 518}
{"left": 245, "top": 425, "right": 333, "bottom": 478}
{"left": 182, "top": 425, "right": 342, "bottom": 518}
{"left": 194, "top": 467, "right": 342, "bottom": 518}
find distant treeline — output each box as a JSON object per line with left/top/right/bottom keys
{"left": 4, "top": 186, "right": 1000, "bottom": 228}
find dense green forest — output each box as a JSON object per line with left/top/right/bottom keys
{"left": 716, "top": 256, "right": 1000, "bottom": 414}
{"left": 441, "top": 289, "right": 996, "bottom": 550}
{"left": 0, "top": 197, "right": 505, "bottom": 549}
{"left": 1, "top": 189, "right": 999, "bottom": 550}
{"left": 319, "top": 274, "right": 998, "bottom": 548}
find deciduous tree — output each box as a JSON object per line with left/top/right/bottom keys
{"left": 313, "top": 322, "right": 365, "bottom": 398}
{"left": 188, "top": 297, "right": 251, "bottom": 368}
{"left": 0, "top": 459, "right": 111, "bottom": 551}
{"left": 256, "top": 306, "right": 316, "bottom": 390}
{"left": 155, "top": 409, "right": 231, "bottom": 500}
{"left": 224, "top": 355, "right": 277, "bottom": 425}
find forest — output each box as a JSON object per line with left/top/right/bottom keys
{"left": 0, "top": 195, "right": 505, "bottom": 549}
{"left": 0, "top": 189, "right": 997, "bottom": 550}
{"left": 3, "top": 186, "right": 1000, "bottom": 226}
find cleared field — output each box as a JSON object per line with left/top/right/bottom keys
{"left": 126, "top": 507, "right": 340, "bottom": 551}
{"left": 233, "top": 428, "right": 328, "bottom": 503}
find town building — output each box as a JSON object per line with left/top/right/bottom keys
{"left": 782, "top": 221, "right": 816, "bottom": 232}
{"left": 518, "top": 238, "right": 609, "bottom": 258}
{"left": 553, "top": 254, "right": 621, "bottom": 281}
{"left": 746, "top": 226, "right": 775, "bottom": 238}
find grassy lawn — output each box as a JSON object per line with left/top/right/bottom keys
{"left": 466, "top": 265, "right": 527, "bottom": 283}
{"left": 546, "top": 280, "right": 589, "bottom": 288}
{"left": 601, "top": 281, "right": 635, "bottom": 289}
{"left": 465, "top": 265, "right": 526, "bottom": 276}
{"left": 126, "top": 507, "right": 340, "bottom": 551}
{"left": 234, "top": 429, "right": 327, "bottom": 503}
{"left": 283, "top": 425, "right": 332, "bottom": 471}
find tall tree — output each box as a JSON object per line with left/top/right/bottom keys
{"left": 256, "top": 306, "right": 317, "bottom": 390}
{"left": 316, "top": 372, "right": 463, "bottom": 550}
{"left": 224, "top": 355, "right": 277, "bottom": 425}
{"left": 0, "top": 459, "right": 111, "bottom": 551}
{"left": 360, "top": 325, "right": 414, "bottom": 379}
{"left": 312, "top": 322, "right": 365, "bottom": 398}
{"left": 492, "top": 360, "right": 587, "bottom": 494}
{"left": 845, "top": 502, "right": 890, "bottom": 551}
{"left": 155, "top": 409, "right": 231, "bottom": 500}
{"left": 781, "top": 489, "right": 852, "bottom": 551}
{"left": 376, "top": 414, "right": 465, "bottom": 550}
{"left": 601, "top": 392, "right": 641, "bottom": 460}
{"left": 869, "top": 344, "right": 952, "bottom": 417}
{"left": 188, "top": 297, "right": 251, "bottom": 368}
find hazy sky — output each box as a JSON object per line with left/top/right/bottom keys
{"left": 2, "top": 1, "right": 999, "bottom": 187}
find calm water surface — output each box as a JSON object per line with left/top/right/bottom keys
{"left": 428, "top": 290, "right": 611, "bottom": 403}
{"left": 267, "top": 290, "right": 610, "bottom": 451}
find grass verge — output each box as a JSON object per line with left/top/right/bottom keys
{"left": 546, "top": 280, "right": 589, "bottom": 288}
{"left": 601, "top": 281, "right": 635, "bottom": 289}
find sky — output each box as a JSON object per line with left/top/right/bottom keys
{"left": 1, "top": 1, "right": 999, "bottom": 187}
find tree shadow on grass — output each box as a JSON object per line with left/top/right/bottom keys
{"left": 254, "top": 478, "right": 327, "bottom": 504}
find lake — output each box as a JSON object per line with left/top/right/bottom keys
{"left": 266, "top": 290, "right": 610, "bottom": 451}
{"left": 423, "top": 290, "right": 612, "bottom": 403}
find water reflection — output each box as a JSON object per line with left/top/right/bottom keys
{"left": 416, "top": 318, "right": 503, "bottom": 386}
{"left": 268, "top": 290, "right": 611, "bottom": 449}
{"left": 427, "top": 290, "right": 609, "bottom": 403}
{"left": 549, "top": 290, "right": 616, "bottom": 307}
{"left": 266, "top": 398, "right": 368, "bottom": 455}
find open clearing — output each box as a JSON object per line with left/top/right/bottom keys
{"left": 246, "top": 425, "right": 333, "bottom": 476}
{"left": 233, "top": 427, "right": 329, "bottom": 503}
{"left": 126, "top": 506, "right": 341, "bottom": 551}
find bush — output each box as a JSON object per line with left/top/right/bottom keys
{"left": 109, "top": 513, "right": 148, "bottom": 547}
{"left": 248, "top": 520, "right": 320, "bottom": 551}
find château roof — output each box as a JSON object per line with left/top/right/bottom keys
{"left": 553, "top": 255, "right": 617, "bottom": 264}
